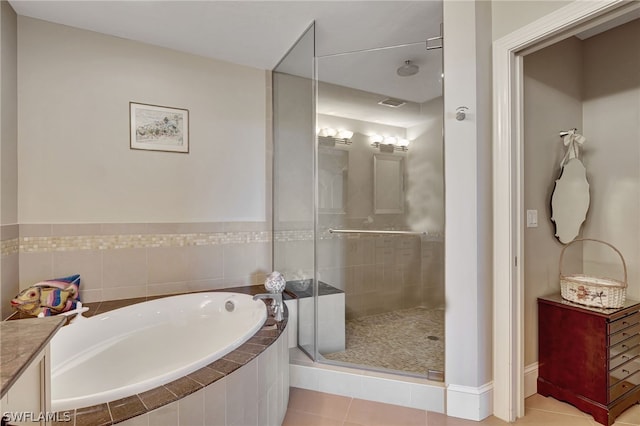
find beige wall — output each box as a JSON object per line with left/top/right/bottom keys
{"left": 523, "top": 36, "right": 583, "bottom": 365}
{"left": 272, "top": 71, "right": 315, "bottom": 284}
{"left": 523, "top": 19, "right": 640, "bottom": 365}
{"left": 1, "top": 0, "right": 17, "bottom": 225}
{"left": 1, "top": 0, "right": 18, "bottom": 319}
{"left": 581, "top": 19, "right": 640, "bottom": 301}
{"left": 2, "top": 17, "right": 274, "bottom": 309}
{"left": 273, "top": 73, "right": 314, "bottom": 229}
{"left": 18, "top": 17, "right": 267, "bottom": 224}
{"left": 491, "top": 0, "right": 572, "bottom": 41}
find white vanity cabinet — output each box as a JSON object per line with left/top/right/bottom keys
{"left": 0, "top": 347, "right": 51, "bottom": 426}
{"left": 0, "top": 317, "right": 65, "bottom": 426}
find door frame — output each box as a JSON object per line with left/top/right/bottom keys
{"left": 492, "top": 0, "right": 640, "bottom": 421}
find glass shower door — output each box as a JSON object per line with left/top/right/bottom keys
{"left": 314, "top": 42, "right": 445, "bottom": 378}
{"left": 272, "top": 24, "right": 317, "bottom": 359}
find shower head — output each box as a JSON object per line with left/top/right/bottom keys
{"left": 397, "top": 60, "right": 419, "bottom": 77}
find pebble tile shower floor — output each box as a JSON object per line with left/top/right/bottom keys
{"left": 323, "top": 307, "right": 444, "bottom": 376}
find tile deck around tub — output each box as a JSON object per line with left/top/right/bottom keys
{"left": 30, "top": 285, "right": 289, "bottom": 425}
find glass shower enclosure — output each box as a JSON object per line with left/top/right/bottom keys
{"left": 273, "top": 22, "right": 445, "bottom": 379}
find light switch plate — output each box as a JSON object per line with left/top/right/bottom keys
{"left": 527, "top": 210, "right": 538, "bottom": 228}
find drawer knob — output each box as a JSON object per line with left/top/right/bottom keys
{"left": 622, "top": 369, "right": 630, "bottom": 374}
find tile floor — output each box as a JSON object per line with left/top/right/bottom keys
{"left": 283, "top": 387, "right": 640, "bottom": 426}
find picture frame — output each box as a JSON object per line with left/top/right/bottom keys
{"left": 130, "top": 102, "right": 189, "bottom": 153}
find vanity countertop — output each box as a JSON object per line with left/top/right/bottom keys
{"left": 0, "top": 315, "right": 65, "bottom": 398}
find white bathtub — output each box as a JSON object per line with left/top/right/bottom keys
{"left": 50, "top": 292, "right": 267, "bottom": 412}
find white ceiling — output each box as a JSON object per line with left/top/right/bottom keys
{"left": 9, "top": 0, "right": 443, "bottom": 127}
{"left": 317, "top": 42, "right": 442, "bottom": 127}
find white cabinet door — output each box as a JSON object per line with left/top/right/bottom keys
{"left": 0, "top": 347, "right": 50, "bottom": 426}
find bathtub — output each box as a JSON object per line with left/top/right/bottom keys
{"left": 50, "top": 292, "right": 267, "bottom": 412}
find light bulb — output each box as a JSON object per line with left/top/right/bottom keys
{"left": 369, "top": 134, "right": 383, "bottom": 144}
{"left": 384, "top": 136, "right": 398, "bottom": 146}
{"left": 318, "top": 128, "right": 337, "bottom": 138}
{"left": 337, "top": 129, "right": 353, "bottom": 139}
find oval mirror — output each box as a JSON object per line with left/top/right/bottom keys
{"left": 550, "top": 158, "right": 590, "bottom": 244}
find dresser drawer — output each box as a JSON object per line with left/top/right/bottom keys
{"left": 609, "top": 370, "right": 640, "bottom": 402}
{"left": 609, "top": 322, "right": 640, "bottom": 346}
{"left": 609, "top": 311, "right": 640, "bottom": 335}
{"left": 609, "top": 356, "right": 640, "bottom": 386}
{"left": 610, "top": 341, "right": 640, "bottom": 369}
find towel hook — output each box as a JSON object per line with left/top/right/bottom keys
{"left": 559, "top": 128, "right": 578, "bottom": 137}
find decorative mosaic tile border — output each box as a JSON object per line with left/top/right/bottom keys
{"left": 6, "top": 227, "right": 443, "bottom": 254}
{"left": 19, "top": 231, "right": 272, "bottom": 253}
{"left": 315, "top": 229, "right": 444, "bottom": 241}
{"left": 274, "top": 229, "right": 443, "bottom": 242}
{"left": 273, "top": 230, "right": 314, "bottom": 242}
{"left": 1, "top": 238, "right": 19, "bottom": 256}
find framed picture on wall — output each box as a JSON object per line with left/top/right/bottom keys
{"left": 130, "top": 102, "right": 189, "bottom": 153}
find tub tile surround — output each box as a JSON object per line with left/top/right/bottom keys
{"left": 0, "top": 232, "right": 18, "bottom": 256}
{"left": 15, "top": 222, "right": 273, "bottom": 304}
{"left": 73, "top": 403, "right": 112, "bottom": 426}
{"left": 1, "top": 225, "right": 19, "bottom": 320}
{"left": 46, "top": 286, "right": 290, "bottom": 426}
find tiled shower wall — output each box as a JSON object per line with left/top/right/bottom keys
{"left": 317, "top": 232, "right": 444, "bottom": 320}
{"left": 273, "top": 226, "right": 444, "bottom": 320}
{"left": 15, "top": 222, "right": 272, "bottom": 304}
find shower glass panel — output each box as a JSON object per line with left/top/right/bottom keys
{"left": 272, "top": 24, "right": 317, "bottom": 359}
{"left": 315, "top": 42, "right": 445, "bottom": 378}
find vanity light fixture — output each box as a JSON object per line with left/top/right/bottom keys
{"left": 369, "top": 134, "right": 410, "bottom": 152}
{"left": 317, "top": 127, "right": 353, "bottom": 146}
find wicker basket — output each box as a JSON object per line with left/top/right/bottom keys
{"left": 559, "top": 238, "right": 627, "bottom": 309}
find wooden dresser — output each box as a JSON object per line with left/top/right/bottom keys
{"left": 538, "top": 294, "right": 640, "bottom": 425}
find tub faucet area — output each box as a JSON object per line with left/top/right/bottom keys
{"left": 253, "top": 293, "right": 284, "bottom": 322}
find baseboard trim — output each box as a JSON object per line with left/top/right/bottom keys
{"left": 524, "top": 362, "right": 539, "bottom": 398}
{"left": 290, "top": 351, "right": 540, "bottom": 418}
{"left": 446, "top": 382, "right": 493, "bottom": 421}
{"left": 289, "top": 352, "right": 445, "bottom": 413}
